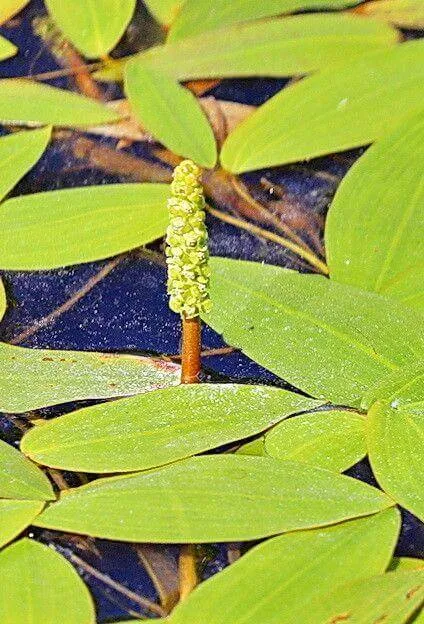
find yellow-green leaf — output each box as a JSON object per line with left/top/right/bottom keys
{"left": 20, "top": 384, "right": 320, "bottom": 472}
{"left": 0, "top": 501, "right": 44, "bottom": 548}
{"left": 367, "top": 400, "right": 424, "bottom": 521}
{"left": 168, "top": 509, "right": 400, "bottom": 624}
{"left": 357, "top": 0, "right": 424, "bottom": 29}
{"left": 0, "top": 0, "right": 29, "bottom": 25}
{"left": 45, "top": 0, "right": 136, "bottom": 58}
{"left": 326, "top": 109, "right": 424, "bottom": 310}
{"left": 33, "top": 456, "right": 394, "bottom": 542}
{"left": 125, "top": 62, "right": 216, "bottom": 167}
{"left": 204, "top": 257, "right": 424, "bottom": 406}
{"left": 361, "top": 360, "right": 424, "bottom": 411}
{"left": 0, "top": 183, "right": 169, "bottom": 269}
{"left": 265, "top": 410, "right": 366, "bottom": 472}
{"left": 139, "top": 13, "right": 397, "bottom": 81}
{"left": 235, "top": 437, "right": 265, "bottom": 456}
{"left": 0, "top": 538, "right": 95, "bottom": 623}
{"left": 0, "top": 80, "right": 120, "bottom": 127}
{"left": 0, "top": 35, "right": 17, "bottom": 60}
{"left": 389, "top": 557, "right": 424, "bottom": 572}
{"left": 0, "top": 439, "right": 54, "bottom": 500}
{"left": 0, "top": 342, "right": 179, "bottom": 413}
{"left": 144, "top": 0, "right": 183, "bottom": 25}
{"left": 0, "top": 127, "right": 51, "bottom": 204}
{"left": 220, "top": 39, "right": 424, "bottom": 173}
{"left": 0, "top": 280, "right": 6, "bottom": 322}
{"left": 168, "top": 0, "right": 361, "bottom": 41}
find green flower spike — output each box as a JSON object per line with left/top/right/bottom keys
{"left": 166, "top": 160, "right": 212, "bottom": 319}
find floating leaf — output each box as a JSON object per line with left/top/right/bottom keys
{"left": 204, "top": 257, "right": 424, "bottom": 405}
{"left": 144, "top": 0, "right": 183, "bottom": 25}
{"left": 220, "top": 39, "right": 424, "bottom": 172}
{"left": 361, "top": 360, "right": 424, "bottom": 411}
{"left": 356, "top": 0, "right": 424, "bottom": 29}
{"left": 0, "top": 127, "right": 51, "bottom": 204}
{"left": 125, "top": 62, "right": 216, "bottom": 167}
{"left": 265, "top": 410, "right": 366, "bottom": 472}
{"left": 139, "top": 14, "right": 397, "bottom": 81}
{"left": 0, "top": 538, "right": 95, "bottom": 623}
{"left": 33, "top": 455, "right": 393, "bottom": 542}
{"left": 168, "top": 0, "right": 362, "bottom": 40}
{"left": 21, "top": 384, "right": 319, "bottom": 472}
{"left": 367, "top": 400, "right": 424, "bottom": 521}
{"left": 0, "top": 35, "right": 17, "bottom": 60}
{"left": 0, "top": 80, "right": 120, "bottom": 127}
{"left": 0, "top": 439, "right": 54, "bottom": 500}
{"left": 0, "top": 280, "right": 5, "bottom": 322}
{"left": 389, "top": 558, "right": 424, "bottom": 572}
{"left": 308, "top": 569, "right": 424, "bottom": 624}
{"left": 0, "top": 183, "right": 169, "bottom": 269}
{"left": 45, "top": 0, "right": 136, "bottom": 58}
{"left": 326, "top": 109, "right": 424, "bottom": 309}
{"left": 234, "top": 437, "right": 265, "bottom": 456}
{"left": 0, "top": 500, "right": 44, "bottom": 548}
{"left": 168, "top": 508, "right": 400, "bottom": 624}
{"left": 0, "top": 342, "right": 179, "bottom": 413}
{"left": 0, "top": 0, "right": 29, "bottom": 25}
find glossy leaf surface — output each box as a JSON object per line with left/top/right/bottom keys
{"left": 21, "top": 384, "right": 319, "bottom": 472}
{"left": 125, "top": 62, "right": 216, "bottom": 167}
{"left": 0, "top": 0, "right": 29, "bottom": 25}
{"left": 0, "top": 538, "right": 95, "bottom": 623}
{"left": 0, "top": 35, "right": 16, "bottom": 60}
{"left": 326, "top": 109, "right": 424, "bottom": 309}
{"left": 139, "top": 14, "right": 397, "bottom": 80}
{"left": 0, "top": 183, "right": 169, "bottom": 269}
{"left": 0, "top": 342, "right": 179, "bottom": 413}
{"left": 45, "top": 0, "right": 136, "bottom": 58}
{"left": 0, "top": 439, "right": 54, "bottom": 500}
{"left": 265, "top": 410, "right": 366, "bottom": 472}
{"left": 204, "top": 258, "right": 424, "bottom": 405}
{"left": 221, "top": 40, "right": 424, "bottom": 172}
{"left": 361, "top": 360, "right": 424, "bottom": 411}
{"left": 0, "top": 500, "right": 44, "bottom": 548}
{"left": 34, "top": 456, "right": 393, "bottom": 542}
{"left": 0, "top": 80, "right": 119, "bottom": 127}
{"left": 144, "top": 0, "right": 183, "bottom": 25}
{"left": 168, "top": 509, "right": 400, "bottom": 624}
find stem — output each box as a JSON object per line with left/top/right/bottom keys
{"left": 179, "top": 544, "right": 198, "bottom": 601}
{"left": 181, "top": 316, "right": 202, "bottom": 384}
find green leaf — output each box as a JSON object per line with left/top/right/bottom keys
{"left": 358, "top": 0, "right": 424, "bottom": 29}
{"left": 139, "top": 14, "right": 397, "bottom": 81}
{"left": 0, "top": 127, "right": 51, "bottom": 204}
{"left": 265, "top": 409, "right": 366, "bottom": 472}
{"left": 125, "top": 62, "right": 216, "bottom": 168}
{"left": 389, "top": 557, "right": 424, "bottom": 572}
{"left": 0, "top": 538, "right": 95, "bottom": 623}
{"left": 0, "top": 500, "right": 44, "bottom": 548}
{"left": 0, "top": 183, "right": 169, "bottom": 269}
{"left": 0, "top": 79, "right": 120, "bottom": 127}
{"left": 234, "top": 437, "right": 265, "bottom": 456}
{"left": 0, "top": 0, "right": 29, "bottom": 25}
{"left": 0, "top": 279, "right": 6, "bottom": 322}
{"left": 361, "top": 360, "right": 424, "bottom": 411}
{"left": 0, "top": 35, "right": 17, "bottom": 60}
{"left": 45, "top": 0, "right": 136, "bottom": 58}
{"left": 0, "top": 342, "right": 179, "bottom": 413}
{"left": 204, "top": 257, "right": 424, "bottom": 406}
{"left": 326, "top": 109, "right": 424, "bottom": 309}
{"left": 168, "top": 0, "right": 361, "bottom": 41}
{"left": 144, "top": 0, "right": 183, "bottom": 25}
{"left": 0, "top": 439, "right": 54, "bottom": 500}
{"left": 20, "top": 384, "right": 319, "bottom": 472}
{"left": 308, "top": 569, "right": 424, "bottom": 624}
{"left": 220, "top": 39, "right": 424, "bottom": 173}
{"left": 367, "top": 400, "right": 424, "bottom": 521}
{"left": 33, "top": 455, "right": 394, "bottom": 542}
{"left": 168, "top": 508, "right": 400, "bottom": 624}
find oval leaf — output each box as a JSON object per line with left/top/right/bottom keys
{"left": 220, "top": 39, "right": 424, "bottom": 172}
{"left": 0, "top": 342, "right": 179, "bottom": 413}
{"left": 0, "top": 279, "right": 6, "bottom": 321}
{"left": 0, "top": 35, "right": 17, "bottom": 60}
{"left": 125, "top": 62, "right": 217, "bottom": 167}
{"left": 0, "top": 79, "right": 119, "bottom": 127}
{"left": 0, "top": 127, "right": 51, "bottom": 204}
{"left": 308, "top": 569, "right": 424, "bottom": 624}
{"left": 0, "top": 500, "right": 44, "bottom": 548}
{"left": 265, "top": 409, "right": 366, "bottom": 472}
{"left": 367, "top": 400, "right": 424, "bottom": 521}
{"left": 168, "top": 508, "right": 400, "bottom": 624}
{"left": 167, "top": 0, "right": 360, "bottom": 41}
{"left": 235, "top": 437, "right": 265, "bottom": 456}
{"left": 0, "top": 439, "right": 54, "bottom": 500}
{"left": 0, "top": 183, "right": 169, "bottom": 269}
{"left": 0, "top": 538, "right": 95, "bottom": 623}
{"left": 361, "top": 360, "right": 424, "bottom": 411}
{"left": 204, "top": 257, "right": 424, "bottom": 405}
{"left": 357, "top": 0, "right": 424, "bottom": 29}
{"left": 0, "top": 0, "right": 29, "bottom": 24}
{"left": 20, "top": 384, "right": 320, "bottom": 472}
{"left": 45, "top": 0, "right": 136, "bottom": 58}
{"left": 33, "top": 455, "right": 394, "bottom": 542}
{"left": 144, "top": 0, "right": 183, "bottom": 25}
{"left": 140, "top": 14, "right": 397, "bottom": 81}
{"left": 326, "top": 109, "right": 424, "bottom": 309}
{"left": 389, "top": 557, "right": 424, "bottom": 572}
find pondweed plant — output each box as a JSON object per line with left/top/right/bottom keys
{"left": 0, "top": 1, "right": 423, "bottom": 623}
